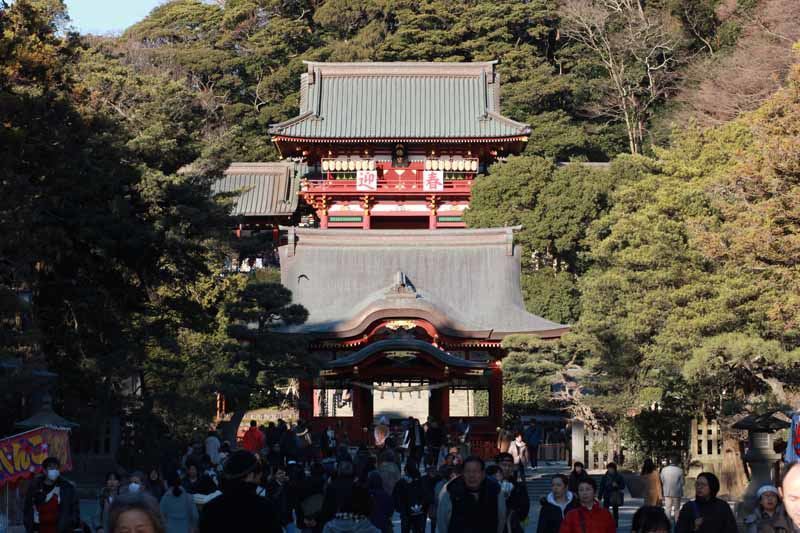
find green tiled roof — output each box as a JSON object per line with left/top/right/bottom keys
{"left": 269, "top": 61, "right": 530, "bottom": 141}
{"left": 213, "top": 162, "right": 299, "bottom": 217}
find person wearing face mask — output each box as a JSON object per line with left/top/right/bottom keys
{"left": 198, "top": 450, "right": 281, "bottom": 533}
{"left": 124, "top": 471, "right": 147, "bottom": 495}
{"left": 559, "top": 478, "right": 615, "bottom": 533}
{"left": 23, "top": 456, "right": 80, "bottom": 533}
{"left": 745, "top": 484, "right": 790, "bottom": 533}
{"left": 675, "top": 472, "right": 737, "bottom": 533}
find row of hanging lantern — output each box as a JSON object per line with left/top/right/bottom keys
{"left": 425, "top": 158, "right": 479, "bottom": 172}
{"left": 321, "top": 158, "right": 377, "bottom": 172}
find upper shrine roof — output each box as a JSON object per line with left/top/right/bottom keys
{"left": 212, "top": 162, "right": 300, "bottom": 217}
{"left": 277, "top": 227, "right": 568, "bottom": 340}
{"left": 269, "top": 61, "right": 531, "bottom": 142}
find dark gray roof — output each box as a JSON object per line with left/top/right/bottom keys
{"left": 213, "top": 162, "right": 299, "bottom": 217}
{"left": 278, "top": 227, "right": 568, "bottom": 339}
{"left": 270, "top": 61, "right": 530, "bottom": 141}
{"left": 325, "top": 339, "right": 489, "bottom": 369}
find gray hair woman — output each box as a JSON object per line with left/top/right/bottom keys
{"left": 108, "top": 492, "right": 165, "bottom": 533}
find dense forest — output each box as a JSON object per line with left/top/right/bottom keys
{"left": 1, "top": 0, "right": 798, "bottom": 459}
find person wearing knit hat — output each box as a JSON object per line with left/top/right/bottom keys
{"left": 745, "top": 484, "right": 790, "bottom": 533}
{"left": 222, "top": 449, "right": 260, "bottom": 480}
{"left": 199, "top": 450, "right": 281, "bottom": 533}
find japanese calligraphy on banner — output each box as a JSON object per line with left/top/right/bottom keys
{"left": 423, "top": 170, "right": 444, "bottom": 192}
{"left": 0, "top": 427, "right": 72, "bottom": 487}
{"left": 356, "top": 170, "right": 377, "bottom": 191}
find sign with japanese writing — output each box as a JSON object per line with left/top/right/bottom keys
{"left": 356, "top": 170, "right": 377, "bottom": 191}
{"left": 423, "top": 170, "right": 444, "bottom": 192}
{"left": 0, "top": 427, "right": 72, "bottom": 487}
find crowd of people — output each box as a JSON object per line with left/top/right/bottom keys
{"left": 531, "top": 458, "right": 800, "bottom": 533}
{"left": 19, "top": 418, "right": 800, "bottom": 533}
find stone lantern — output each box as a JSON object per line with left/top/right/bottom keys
{"left": 732, "top": 411, "right": 791, "bottom": 515}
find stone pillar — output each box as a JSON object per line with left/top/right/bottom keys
{"left": 740, "top": 431, "right": 781, "bottom": 515}
{"left": 571, "top": 420, "right": 586, "bottom": 467}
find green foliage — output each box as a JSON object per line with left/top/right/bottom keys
{"left": 223, "top": 268, "right": 310, "bottom": 412}
{"left": 618, "top": 410, "right": 690, "bottom": 467}
{"left": 578, "top": 58, "right": 800, "bottom": 420}
{"left": 467, "top": 155, "right": 640, "bottom": 323}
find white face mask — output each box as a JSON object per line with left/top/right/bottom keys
{"left": 46, "top": 469, "right": 60, "bottom": 481}
{"left": 128, "top": 483, "right": 141, "bottom": 492}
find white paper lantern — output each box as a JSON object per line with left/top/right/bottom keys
{"left": 457, "top": 159, "right": 465, "bottom": 171}
{"left": 335, "top": 160, "right": 342, "bottom": 171}
{"left": 347, "top": 160, "right": 355, "bottom": 171}
{"left": 322, "top": 160, "right": 329, "bottom": 172}
{"left": 432, "top": 160, "right": 439, "bottom": 171}
{"left": 425, "top": 160, "right": 432, "bottom": 170}
{"left": 356, "top": 160, "right": 363, "bottom": 171}
{"left": 444, "top": 159, "right": 452, "bottom": 171}
{"left": 470, "top": 159, "right": 478, "bottom": 171}
{"left": 369, "top": 160, "right": 376, "bottom": 171}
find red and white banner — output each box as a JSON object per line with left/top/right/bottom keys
{"left": 423, "top": 170, "right": 444, "bottom": 192}
{"left": 356, "top": 170, "right": 378, "bottom": 191}
{"left": 0, "top": 427, "right": 72, "bottom": 488}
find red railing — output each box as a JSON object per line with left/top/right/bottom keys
{"left": 301, "top": 175, "right": 474, "bottom": 194}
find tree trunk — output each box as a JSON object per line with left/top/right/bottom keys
{"left": 221, "top": 408, "right": 246, "bottom": 447}
{"left": 719, "top": 436, "right": 748, "bottom": 500}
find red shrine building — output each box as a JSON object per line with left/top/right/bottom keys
{"left": 223, "top": 60, "right": 568, "bottom": 456}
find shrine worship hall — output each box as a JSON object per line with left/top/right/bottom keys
{"left": 221, "top": 60, "right": 570, "bottom": 457}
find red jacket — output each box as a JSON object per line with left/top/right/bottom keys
{"left": 559, "top": 502, "right": 616, "bottom": 533}
{"left": 242, "top": 426, "right": 265, "bottom": 452}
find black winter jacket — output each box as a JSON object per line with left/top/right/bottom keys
{"left": 536, "top": 493, "right": 578, "bottom": 533}
{"left": 675, "top": 497, "right": 738, "bottom": 533}
{"left": 23, "top": 476, "right": 80, "bottom": 533}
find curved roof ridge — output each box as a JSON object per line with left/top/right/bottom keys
{"left": 324, "top": 338, "right": 489, "bottom": 369}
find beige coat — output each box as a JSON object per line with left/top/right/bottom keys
{"left": 642, "top": 471, "right": 663, "bottom": 506}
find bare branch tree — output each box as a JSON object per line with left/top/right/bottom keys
{"left": 560, "top": 0, "right": 681, "bottom": 154}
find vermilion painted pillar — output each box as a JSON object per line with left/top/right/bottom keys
{"left": 351, "top": 387, "right": 373, "bottom": 443}
{"left": 299, "top": 379, "right": 313, "bottom": 422}
{"left": 440, "top": 386, "right": 450, "bottom": 425}
{"left": 363, "top": 209, "right": 371, "bottom": 230}
{"left": 319, "top": 211, "right": 329, "bottom": 229}
{"left": 490, "top": 365, "right": 503, "bottom": 428}
{"left": 429, "top": 210, "right": 437, "bottom": 229}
